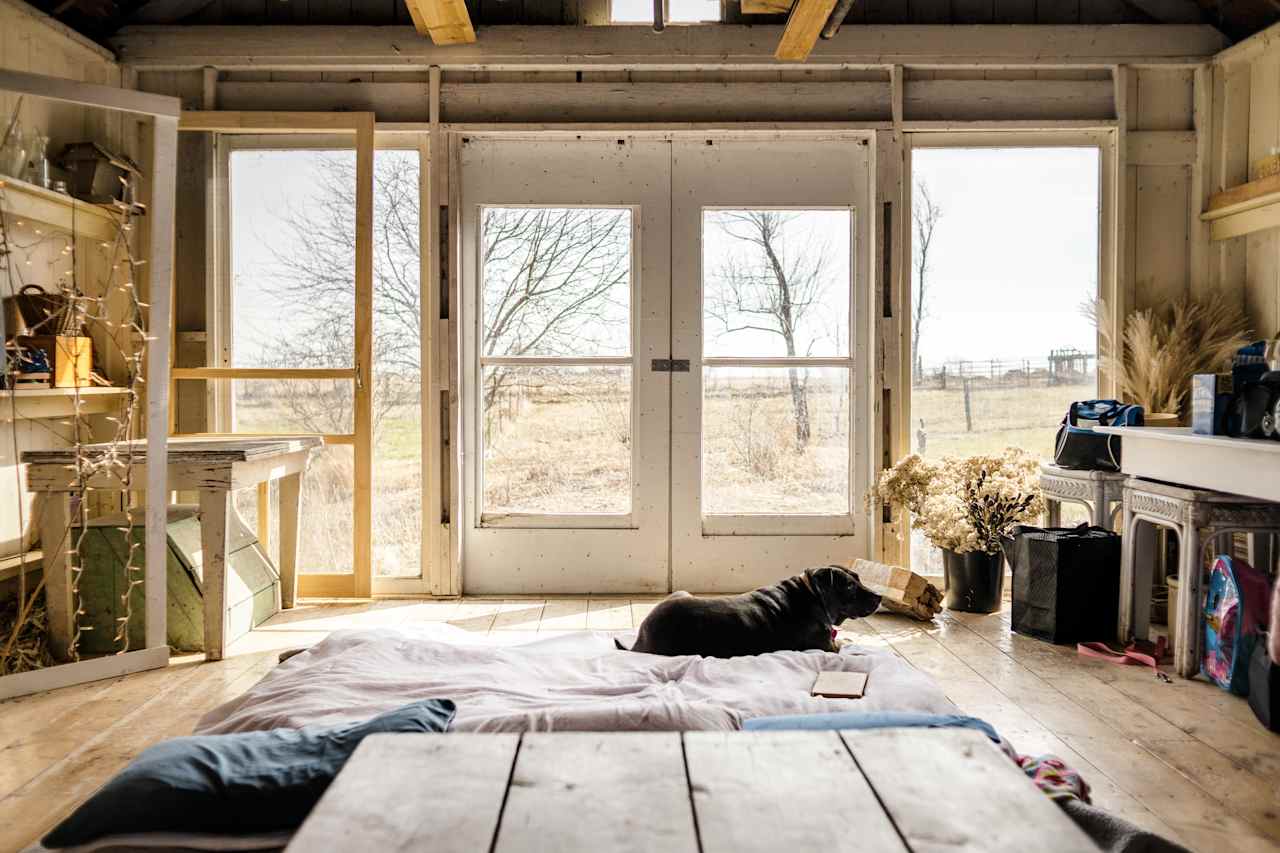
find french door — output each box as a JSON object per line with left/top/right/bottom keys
{"left": 461, "top": 135, "right": 871, "bottom": 594}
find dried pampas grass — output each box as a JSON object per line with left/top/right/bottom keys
{"left": 1091, "top": 297, "right": 1251, "bottom": 416}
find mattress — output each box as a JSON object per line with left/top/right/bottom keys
{"left": 36, "top": 624, "right": 956, "bottom": 852}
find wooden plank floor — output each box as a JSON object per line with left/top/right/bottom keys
{"left": 0, "top": 596, "right": 1275, "bottom": 852}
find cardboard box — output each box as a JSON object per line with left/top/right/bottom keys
{"left": 20, "top": 334, "right": 93, "bottom": 388}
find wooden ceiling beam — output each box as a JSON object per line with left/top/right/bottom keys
{"left": 405, "top": 0, "right": 476, "bottom": 45}
{"left": 775, "top": 0, "right": 840, "bottom": 61}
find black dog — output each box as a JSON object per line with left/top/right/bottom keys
{"left": 615, "top": 566, "right": 882, "bottom": 658}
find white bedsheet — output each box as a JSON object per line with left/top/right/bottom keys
{"left": 196, "top": 623, "right": 956, "bottom": 734}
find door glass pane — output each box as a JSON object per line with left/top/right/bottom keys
{"left": 483, "top": 366, "right": 632, "bottom": 515}
{"left": 373, "top": 149, "right": 423, "bottom": 578}
{"left": 231, "top": 445, "right": 353, "bottom": 575}
{"left": 480, "top": 207, "right": 632, "bottom": 358}
{"left": 702, "top": 366, "right": 850, "bottom": 515}
{"left": 229, "top": 148, "right": 355, "bottom": 368}
{"left": 232, "top": 378, "right": 354, "bottom": 434}
{"left": 702, "top": 209, "right": 850, "bottom": 358}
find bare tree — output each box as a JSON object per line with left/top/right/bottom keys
{"left": 912, "top": 181, "right": 942, "bottom": 383}
{"left": 250, "top": 154, "right": 631, "bottom": 433}
{"left": 480, "top": 206, "right": 631, "bottom": 409}
{"left": 705, "top": 211, "right": 833, "bottom": 449}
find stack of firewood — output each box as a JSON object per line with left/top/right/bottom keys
{"left": 845, "top": 558, "right": 944, "bottom": 622}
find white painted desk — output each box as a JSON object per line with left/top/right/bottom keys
{"left": 1094, "top": 427, "right": 1280, "bottom": 503}
{"left": 22, "top": 436, "right": 321, "bottom": 662}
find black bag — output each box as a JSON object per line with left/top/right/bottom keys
{"left": 1002, "top": 523, "right": 1121, "bottom": 644}
{"left": 1248, "top": 641, "right": 1280, "bottom": 732}
{"left": 1054, "top": 400, "right": 1144, "bottom": 472}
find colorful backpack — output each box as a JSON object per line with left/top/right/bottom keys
{"left": 1202, "top": 556, "right": 1273, "bottom": 695}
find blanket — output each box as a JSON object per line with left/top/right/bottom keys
{"left": 196, "top": 624, "right": 956, "bottom": 734}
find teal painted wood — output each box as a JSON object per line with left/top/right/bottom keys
{"left": 75, "top": 504, "right": 279, "bottom": 654}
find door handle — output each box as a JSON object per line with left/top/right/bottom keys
{"left": 651, "top": 359, "right": 690, "bottom": 373}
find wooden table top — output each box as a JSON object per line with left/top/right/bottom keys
{"left": 21, "top": 434, "right": 322, "bottom": 466}
{"left": 287, "top": 729, "right": 1098, "bottom": 853}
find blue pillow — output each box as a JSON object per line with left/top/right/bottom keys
{"left": 743, "top": 710, "right": 1000, "bottom": 742}
{"left": 43, "top": 699, "right": 456, "bottom": 848}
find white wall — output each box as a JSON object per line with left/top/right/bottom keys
{"left": 1212, "top": 25, "right": 1280, "bottom": 340}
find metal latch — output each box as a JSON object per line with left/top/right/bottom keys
{"left": 651, "top": 358, "right": 690, "bottom": 373}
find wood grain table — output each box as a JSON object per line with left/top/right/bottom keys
{"left": 22, "top": 435, "right": 321, "bottom": 662}
{"left": 287, "top": 729, "right": 1098, "bottom": 853}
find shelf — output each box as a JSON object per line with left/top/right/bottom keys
{"left": 0, "top": 387, "right": 129, "bottom": 422}
{"left": 0, "top": 550, "right": 42, "bottom": 584}
{"left": 0, "top": 175, "right": 119, "bottom": 243}
{"left": 1202, "top": 173, "right": 1280, "bottom": 241}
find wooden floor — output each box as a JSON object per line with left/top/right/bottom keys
{"left": 0, "top": 597, "right": 1276, "bottom": 852}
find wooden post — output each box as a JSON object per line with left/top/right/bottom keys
{"left": 198, "top": 489, "right": 230, "bottom": 660}
{"left": 278, "top": 472, "right": 302, "bottom": 609}
{"left": 962, "top": 378, "right": 973, "bottom": 432}
{"left": 39, "top": 492, "right": 73, "bottom": 661}
{"left": 353, "top": 114, "right": 375, "bottom": 598}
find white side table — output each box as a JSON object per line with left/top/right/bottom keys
{"left": 1119, "top": 477, "right": 1280, "bottom": 677}
{"left": 1039, "top": 464, "right": 1125, "bottom": 530}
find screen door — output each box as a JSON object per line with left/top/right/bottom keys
{"left": 460, "top": 137, "right": 672, "bottom": 594}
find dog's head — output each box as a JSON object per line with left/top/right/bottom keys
{"left": 805, "top": 565, "right": 882, "bottom": 622}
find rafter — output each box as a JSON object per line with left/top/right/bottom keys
{"left": 774, "top": 0, "right": 839, "bottom": 61}
{"left": 404, "top": 0, "right": 476, "bottom": 45}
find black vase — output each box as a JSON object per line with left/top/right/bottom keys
{"left": 942, "top": 548, "right": 1004, "bottom": 614}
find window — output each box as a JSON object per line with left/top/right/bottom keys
{"left": 611, "top": 0, "right": 720, "bottom": 24}
{"left": 478, "top": 206, "right": 635, "bottom": 517}
{"left": 701, "top": 209, "right": 853, "bottom": 516}
{"left": 228, "top": 146, "right": 357, "bottom": 575}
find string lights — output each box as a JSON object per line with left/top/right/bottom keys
{"left": 1, "top": 170, "right": 150, "bottom": 670}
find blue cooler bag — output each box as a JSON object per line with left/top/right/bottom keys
{"left": 1054, "top": 400, "right": 1144, "bottom": 472}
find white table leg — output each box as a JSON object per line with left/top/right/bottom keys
{"left": 199, "top": 490, "right": 231, "bottom": 661}
{"left": 1118, "top": 501, "right": 1135, "bottom": 642}
{"left": 1046, "top": 498, "right": 1061, "bottom": 528}
{"left": 1130, "top": 519, "right": 1157, "bottom": 642}
{"left": 1176, "top": 525, "right": 1206, "bottom": 678}
{"left": 39, "top": 492, "right": 73, "bottom": 661}
{"left": 1092, "top": 483, "right": 1106, "bottom": 528}
{"left": 277, "top": 471, "right": 303, "bottom": 610}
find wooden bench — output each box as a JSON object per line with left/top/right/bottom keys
{"left": 287, "top": 729, "right": 1097, "bottom": 853}
{"left": 22, "top": 435, "right": 321, "bottom": 662}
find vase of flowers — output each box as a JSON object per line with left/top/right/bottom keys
{"left": 869, "top": 449, "right": 1044, "bottom": 614}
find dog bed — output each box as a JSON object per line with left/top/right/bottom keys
{"left": 196, "top": 623, "right": 956, "bottom": 735}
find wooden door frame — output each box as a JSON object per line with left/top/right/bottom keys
{"left": 891, "top": 128, "right": 1119, "bottom": 569}
{"left": 176, "top": 111, "right": 375, "bottom": 598}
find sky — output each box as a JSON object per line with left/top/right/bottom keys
{"left": 228, "top": 145, "right": 1101, "bottom": 373}
{"left": 910, "top": 147, "right": 1100, "bottom": 367}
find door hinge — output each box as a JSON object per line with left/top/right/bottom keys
{"left": 651, "top": 358, "right": 690, "bottom": 373}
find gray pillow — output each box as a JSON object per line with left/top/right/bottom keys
{"left": 43, "top": 699, "right": 456, "bottom": 848}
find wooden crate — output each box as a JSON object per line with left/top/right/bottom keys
{"left": 74, "top": 505, "right": 279, "bottom": 653}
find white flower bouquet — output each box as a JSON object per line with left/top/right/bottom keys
{"left": 870, "top": 449, "right": 1045, "bottom": 555}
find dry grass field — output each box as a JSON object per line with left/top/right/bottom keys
{"left": 227, "top": 374, "right": 1093, "bottom": 578}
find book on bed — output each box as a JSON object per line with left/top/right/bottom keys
{"left": 811, "top": 671, "right": 868, "bottom": 699}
